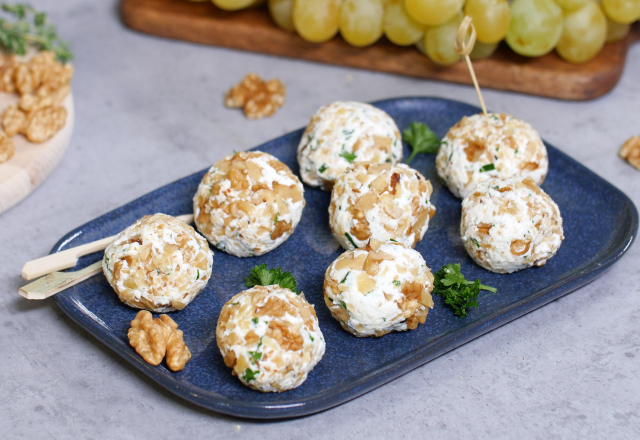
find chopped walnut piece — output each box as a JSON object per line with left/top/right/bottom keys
{"left": 128, "top": 311, "right": 191, "bottom": 371}
{"left": 225, "top": 73, "right": 286, "bottom": 119}
{"left": 2, "top": 106, "right": 27, "bottom": 137}
{"left": 128, "top": 311, "right": 167, "bottom": 366}
{"left": 25, "top": 105, "right": 67, "bottom": 143}
{"left": 620, "top": 136, "right": 640, "bottom": 171}
{"left": 0, "top": 132, "right": 15, "bottom": 163}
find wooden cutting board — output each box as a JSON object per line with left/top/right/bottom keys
{"left": 0, "top": 93, "right": 74, "bottom": 215}
{"left": 121, "top": 0, "right": 640, "bottom": 101}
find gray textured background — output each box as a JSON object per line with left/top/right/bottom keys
{"left": 1, "top": 1, "right": 639, "bottom": 438}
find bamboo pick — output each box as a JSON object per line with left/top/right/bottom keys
{"left": 454, "top": 16, "right": 490, "bottom": 123}
{"left": 19, "top": 261, "right": 103, "bottom": 300}
{"left": 21, "top": 214, "right": 194, "bottom": 281}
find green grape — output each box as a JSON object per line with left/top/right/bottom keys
{"left": 506, "top": 0, "right": 564, "bottom": 57}
{"left": 464, "top": 0, "right": 510, "bottom": 44}
{"left": 269, "top": 0, "right": 295, "bottom": 32}
{"left": 601, "top": 0, "right": 640, "bottom": 24}
{"left": 556, "top": 0, "right": 607, "bottom": 63}
{"left": 212, "top": 0, "right": 257, "bottom": 10}
{"left": 415, "top": 36, "right": 427, "bottom": 55}
{"left": 385, "top": 0, "right": 424, "bottom": 45}
{"left": 470, "top": 41, "right": 500, "bottom": 59}
{"left": 340, "top": 0, "right": 385, "bottom": 47}
{"left": 605, "top": 15, "right": 631, "bottom": 41}
{"left": 405, "top": 0, "right": 465, "bottom": 26}
{"left": 424, "top": 12, "right": 464, "bottom": 65}
{"left": 293, "top": 0, "right": 342, "bottom": 43}
{"left": 553, "top": 0, "right": 590, "bottom": 9}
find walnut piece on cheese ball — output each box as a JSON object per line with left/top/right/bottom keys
{"left": 193, "top": 151, "right": 305, "bottom": 257}
{"left": 216, "top": 285, "right": 325, "bottom": 392}
{"left": 436, "top": 113, "right": 549, "bottom": 199}
{"left": 461, "top": 177, "right": 564, "bottom": 274}
{"left": 297, "top": 101, "right": 403, "bottom": 191}
{"left": 103, "top": 214, "right": 213, "bottom": 312}
{"left": 329, "top": 162, "right": 436, "bottom": 250}
{"left": 323, "top": 239, "right": 434, "bottom": 337}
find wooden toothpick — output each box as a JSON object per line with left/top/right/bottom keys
{"left": 455, "top": 16, "right": 490, "bottom": 123}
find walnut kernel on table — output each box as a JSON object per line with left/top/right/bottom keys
{"left": 128, "top": 311, "right": 192, "bottom": 372}
{"left": 620, "top": 136, "right": 640, "bottom": 170}
{"left": 224, "top": 73, "right": 286, "bottom": 119}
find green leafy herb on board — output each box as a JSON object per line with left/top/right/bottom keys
{"left": 402, "top": 122, "right": 440, "bottom": 164}
{"left": 0, "top": 3, "right": 73, "bottom": 63}
{"left": 433, "top": 263, "right": 496, "bottom": 317}
{"left": 245, "top": 263, "right": 299, "bottom": 294}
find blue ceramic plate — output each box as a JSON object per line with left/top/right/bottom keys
{"left": 53, "top": 98, "right": 637, "bottom": 419}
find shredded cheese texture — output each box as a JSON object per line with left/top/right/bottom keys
{"left": 323, "top": 240, "right": 434, "bottom": 337}
{"left": 216, "top": 285, "right": 325, "bottom": 392}
{"left": 103, "top": 214, "right": 213, "bottom": 312}
{"left": 297, "top": 101, "right": 402, "bottom": 190}
{"left": 193, "top": 151, "right": 305, "bottom": 257}
{"left": 461, "top": 177, "right": 564, "bottom": 274}
{"left": 329, "top": 162, "right": 435, "bottom": 250}
{"left": 436, "top": 113, "right": 548, "bottom": 199}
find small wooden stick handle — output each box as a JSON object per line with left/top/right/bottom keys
{"left": 19, "top": 261, "right": 103, "bottom": 300}
{"left": 21, "top": 214, "right": 194, "bottom": 281}
{"left": 455, "top": 16, "right": 490, "bottom": 123}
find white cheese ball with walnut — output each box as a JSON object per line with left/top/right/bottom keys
{"left": 102, "top": 214, "right": 213, "bottom": 312}
{"left": 297, "top": 101, "right": 403, "bottom": 190}
{"left": 461, "top": 177, "right": 564, "bottom": 274}
{"left": 329, "top": 162, "right": 436, "bottom": 250}
{"left": 323, "top": 240, "right": 434, "bottom": 337}
{"left": 216, "top": 285, "right": 325, "bottom": 393}
{"left": 193, "top": 151, "right": 305, "bottom": 257}
{"left": 436, "top": 113, "right": 549, "bottom": 199}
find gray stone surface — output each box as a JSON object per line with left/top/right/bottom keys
{"left": 1, "top": 1, "right": 639, "bottom": 438}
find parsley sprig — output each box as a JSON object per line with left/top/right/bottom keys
{"left": 0, "top": 3, "right": 72, "bottom": 63}
{"left": 245, "top": 263, "right": 299, "bottom": 294}
{"left": 433, "top": 264, "right": 496, "bottom": 317}
{"left": 402, "top": 122, "right": 440, "bottom": 164}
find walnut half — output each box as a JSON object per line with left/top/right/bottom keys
{"left": 224, "top": 73, "right": 286, "bottom": 120}
{"left": 620, "top": 136, "right": 640, "bottom": 171}
{"left": 0, "top": 131, "right": 15, "bottom": 163}
{"left": 127, "top": 311, "right": 191, "bottom": 371}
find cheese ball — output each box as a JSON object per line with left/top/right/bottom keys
{"left": 436, "top": 113, "right": 548, "bottom": 199}
{"left": 103, "top": 214, "right": 213, "bottom": 312}
{"left": 329, "top": 162, "right": 436, "bottom": 250}
{"left": 216, "top": 285, "right": 325, "bottom": 392}
{"left": 461, "top": 177, "right": 564, "bottom": 274}
{"left": 193, "top": 151, "right": 305, "bottom": 257}
{"left": 323, "top": 239, "right": 434, "bottom": 337}
{"left": 297, "top": 101, "right": 403, "bottom": 190}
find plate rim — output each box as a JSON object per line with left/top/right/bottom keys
{"left": 52, "top": 96, "right": 639, "bottom": 419}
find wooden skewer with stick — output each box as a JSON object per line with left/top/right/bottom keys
{"left": 19, "top": 213, "right": 194, "bottom": 300}
{"left": 454, "top": 16, "right": 490, "bottom": 124}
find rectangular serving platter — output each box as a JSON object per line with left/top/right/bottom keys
{"left": 120, "top": 0, "right": 640, "bottom": 101}
{"left": 52, "top": 97, "right": 638, "bottom": 419}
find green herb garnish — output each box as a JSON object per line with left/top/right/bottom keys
{"left": 339, "top": 148, "right": 357, "bottom": 163}
{"left": 318, "top": 164, "right": 327, "bottom": 173}
{"left": 433, "top": 263, "right": 496, "bottom": 317}
{"left": 344, "top": 232, "right": 357, "bottom": 248}
{"left": 402, "top": 122, "right": 440, "bottom": 164}
{"left": 340, "top": 271, "right": 350, "bottom": 284}
{"left": 0, "top": 3, "right": 73, "bottom": 63}
{"left": 340, "top": 300, "right": 347, "bottom": 310}
{"left": 251, "top": 317, "right": 258, "bottom": 325}
{"left": 196, "top": 269, "right": 200, "bottom": 280}
{"left": 480, "top": 163, "right": 496, "bottom": 172}
{"left": 245, "top": 263, "right": 298, "bottom": 294}
{"left": 243, "top": 368, "right": 259, "bottom": 382}
{"left": 248, "top": 350, "right": 262, "bottom": 363}
{"left": 274, "top": 213, "right": 279, "bottom": 225}
{"left": 470, "top": 237, "right": 480, "bottom": 248}
{"left": 392, "top": 280, "right": 401, "bottom": 287}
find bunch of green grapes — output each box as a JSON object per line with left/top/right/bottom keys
{"left": 199, "top": 0, "right": 640, "bottom": 65}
